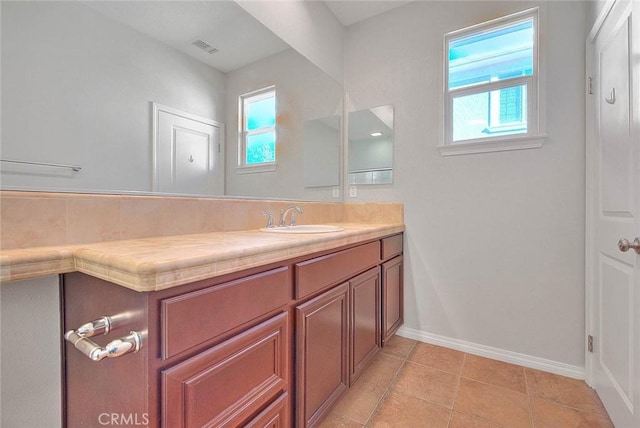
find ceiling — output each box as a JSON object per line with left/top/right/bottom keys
{"left": 323, "top": 0, "right": 412, "bottom": 26}
{"left": 83, "top": 1, "right": 413, "bottom": 74}
{"left": 83, "top": 1, "right": 290, "bottom": 73}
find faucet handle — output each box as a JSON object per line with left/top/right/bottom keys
{"left": 261, "top": 210, "right": 274, "bottom": 228}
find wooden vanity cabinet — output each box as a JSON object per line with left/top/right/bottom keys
{"left": 294, "top": 242, "right": 383, "bottom": 427}
{"left": 63, "top": 233, "right": 403, "bottom": 428}
{"left": 63, "top": 266, "right": 291, "bottom": 428}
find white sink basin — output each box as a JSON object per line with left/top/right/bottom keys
{"left": 260, "top": 225, "right": 344, "bottom": 234}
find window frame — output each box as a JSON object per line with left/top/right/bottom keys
{"left": 440, "top": 7, "right": 546, "bottom": 156}
{"left": 237, "top": 85, "right": 277, "bottom": 173}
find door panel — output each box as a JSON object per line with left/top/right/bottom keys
{"left": 172, "top": 125, "right": 211, "bottom": 187}
{"left": 382, "top": 256, "right": 403, "bottom": 344}
{"left": 296, "top": 283, "right": 349, "bottom": 427}
{"left": 588, "top": 1, "right": 640, "bottom": 427}
{"left": 153, "top": 103, "right": 224, "bottom": 195}
{"left": 599, "top": 17, "right": 632, "bottom": 214}
{"left": 350, "top": 267, "right": 381, "bottom": 384}
{"left": 600, "top": 255, "right": 633, "bottom": 405}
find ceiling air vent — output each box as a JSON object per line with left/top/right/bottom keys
{"left": 190, "top": 39, "right": 219, "bottom": 54}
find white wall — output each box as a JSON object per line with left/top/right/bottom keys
{"left": 345, "top": 1, "right": 588, "bottom": 368}
{"left": 1, "top": 1, "right": 226, "bottom": 193}
{"left": 235, "top": 0, "right": 345, "bottom": 84}
{"left": 587, "top": 0, "right": 612, "bottom": 29}
{"left": 1, "top": 276, "right": 62, "bottom": 427}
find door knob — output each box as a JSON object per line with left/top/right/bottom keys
{"left": 618, "top": 237, "right": 640, "bottom": 254}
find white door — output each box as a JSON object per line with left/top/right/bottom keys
{"left": 153, "top": 103, "right": 224, "bottom": 195}
{"left": 587, "top": 1, "right": 640, "bottom": 427}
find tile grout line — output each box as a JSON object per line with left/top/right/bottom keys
{"left": 362, "top": 360, "right": 405, "bottom": 426}
{"left": 524, "top": 367, "right": 536, "bottom": 428}
{"left": 447, "top": 351, "right": 467, "bottom": 427}
{"left": 353, "top": 339, "right": 614, "bottom": 428}
{"left": 453, "top": 352, "right": 533, "bottom": 428}
{"left": 362, "top": 343, "right": 417, "bottom": 426}
{"left": 524, "top": 367, "right": 612, "bottom": 423}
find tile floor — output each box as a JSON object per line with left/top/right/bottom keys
{"left": 318, "top": 336, "right": 614, "bottom": 428}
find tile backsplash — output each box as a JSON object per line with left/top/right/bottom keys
{"left": 0, "top": 191, "right": 403, "bottom": 250}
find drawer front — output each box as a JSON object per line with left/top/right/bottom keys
{"left": 381, "top": 234, "right": 403, "bottom": 260}
{"left": 295, "top": 241, "right": 380, "bottom": 299}
{"left": 162, "top": 312, "right": 288, "bottom": 428}
{"left": 161, "top": 266, "right": 290, "bottom": 359}
{"left": 244, "top": 392, "right": 288, "bottom": 428}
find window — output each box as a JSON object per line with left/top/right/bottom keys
{"left": 239, "top": 86, "right": 276, "bottom": 170}
{"left": 441, "top": 8, "right": 545, "bottom": 155}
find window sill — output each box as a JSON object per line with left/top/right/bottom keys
{"left": 236, "top": 163, "right": 277, "bottom": 174}
{"left": 438, "top": 135, "right": 546, "bottom": 156}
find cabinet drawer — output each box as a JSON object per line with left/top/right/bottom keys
{"left": 295, "top": 241, "right": 380, "bottom": 299}
{"left": 244, "top": 392, "right": 288, "bottom": 428}
{"left": 162, "top": 312, "right": 288, "bottom": 428}
{"left": 381, "top": 234, "right": 403, "bottom": 260}
{"left": 161, "top": 267, "right": 290, "bottom": 359}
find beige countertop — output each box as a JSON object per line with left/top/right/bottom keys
{"left": 1, "top": 223, "right": 404, "bottom": 292}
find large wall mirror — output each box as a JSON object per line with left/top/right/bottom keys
{"left": 347, "top": 105, "right": 394, "bottom": 185}
{"left": 302, "top": 115, "right": 341, "bottom": 189}
{"left": 0, "top": 1, "right": 343, "bottom": 201}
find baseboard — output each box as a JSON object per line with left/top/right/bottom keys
{"left": 396, "top": 326, "right": 585, "bottom": 380}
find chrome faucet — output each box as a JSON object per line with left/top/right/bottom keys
{"left": 279, "top": 206, "right": 303, "bottom": 227}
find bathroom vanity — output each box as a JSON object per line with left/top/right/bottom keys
{"left": 61, "top": 229, "right": 403, "bottom": 427}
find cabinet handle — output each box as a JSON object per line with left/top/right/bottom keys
{"left": 64, "top": 330, "right": 142, "bottom": 361}
{"left": 74, "top": 316, "right": 112, "bottom": 338}
{"left": 70, "top": 312, "right": 137, "bottom": 338}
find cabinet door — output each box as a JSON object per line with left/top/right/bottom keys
{"left": 350, "top": 267, "right": 381, "bottom": 384}
{"left": 162, "top": 312, "right": 288, "bottom": 428}
{"left": 382, "top": 256, "right": 403, "bottom": 345}
{"left": 296, "top": 283, "right": 349, "bottom": 428}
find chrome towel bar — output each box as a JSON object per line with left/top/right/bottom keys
{"left": 1, "top": 159, "right": 82, "bottom": 172}
{"left": 64, "top": 314, "right": 143, "bottom": 361}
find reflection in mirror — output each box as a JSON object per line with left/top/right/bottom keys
{"left": 348, "top": 105, "right": 394, "bottom": 185}
{"left": 226, "top": 50, "right": 343, "bottom": 200}
{"left": 0, "top": 0, "right": 343, "bottom": 201}
{"left": 303, "top": 115, "right": 340, "bottom": 188}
